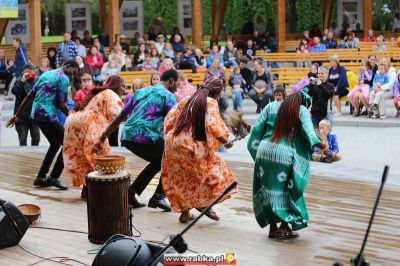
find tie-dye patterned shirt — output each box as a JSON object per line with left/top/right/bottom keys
{"left": 121, "top": 83, "right": 177, "bottom": 143}
{"left": 28, "top": 69, "right": 70, "bottom": 123}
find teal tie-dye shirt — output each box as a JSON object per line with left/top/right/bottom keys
{"left": 121, "top": 83, "right": 177, "bottom": 143}
{"left": 28, "top": 69, "right": 70, "bottom": 123}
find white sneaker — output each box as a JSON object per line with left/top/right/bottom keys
{"left": 380, "top": 114, "right": 387, "bottom": 119}
{"left": 334, "top": 112, "right": 342, "bottom": 117}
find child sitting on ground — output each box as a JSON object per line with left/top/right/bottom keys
{"left": 368, "top": 63, "right": 389, "bottom": 119}
{"left": 312, "top": 119, "right": 341, "bottom": 163}
{"left": 273, "top": 85, "right": 286, "bottom": 102}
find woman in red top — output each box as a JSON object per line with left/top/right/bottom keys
{"left": 363, "top": 29, "right": 376, "bottom": 42}
{"left": 86, "top": 46, "right": 104, "bottom": 83}
{"left": 75, "top": 73, "right": 94, "bottom": 104}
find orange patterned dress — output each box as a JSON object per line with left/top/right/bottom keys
{"left": 161, "top": 97, "right": 238, "bottom": 213}
{"left": 63, "top": 89, "right": 124, "bottom": 187}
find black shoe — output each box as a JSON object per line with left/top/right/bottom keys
{"left": 256, "top": 106, "right": 261, "bottom": 114}
{"left": 33, "top": 177, "right": 50, "bottom": 187}
{"left": 47, "top": 178, "right": 68, "bottom": 190}
{"left": 128, "top": 187, "right": 146, "bottom": 208}
{"left": 148, "top": 194, "right": 171, "bottom": 212}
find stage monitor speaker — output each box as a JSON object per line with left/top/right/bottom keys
{"left": 92, "top": 234, "right": 165, "bottom": 266}
{"left": 0, "top": 200, "right": 29, "bottom": 249}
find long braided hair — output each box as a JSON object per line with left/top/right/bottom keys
{"left": 270, "top": 92, "right": 302, "bottom": 143}
{"left": 173, "top": 78, "right": 224, "bottom": 141}
{"left": 73, "top": 75, "right": 125, "bottom": 112}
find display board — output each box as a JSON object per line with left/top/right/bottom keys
{"left": 120, "top": 0, "right": 144, "bottom": 38}
{"left": 337, "top": 0, "right": 363, "bottom": 30}
{"left": 177, "top": 0, "right": 192, "bottom": 37}
{"left": 5, "top": 4, "right": 29, "bottom": 44}
{"left": 65, "top": 3, "right": 92, "bottom": 37}
{"left": 0, "top": 0, "right": 18, "bottom": 18}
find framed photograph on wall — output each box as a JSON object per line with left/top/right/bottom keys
{"left": 120, "top": 0, "right": 143, "bottom": 38}
{"left": 178, "top": 0, "right": 192, "bottom": 37}
{"left": 5, "top": 4, "right": 30, "bottom": 44}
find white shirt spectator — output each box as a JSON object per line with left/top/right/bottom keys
{"left": 77, "top": 44, "right": 87, "bottom": 58}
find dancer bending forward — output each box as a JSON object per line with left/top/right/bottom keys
{"left": 161, "top": 78, "right": 238, "bottom": 223}
{"left": 247, "top": 92, "right": 327, "bottom": 239}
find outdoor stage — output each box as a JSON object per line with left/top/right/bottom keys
{"left": 0, "top": 148, "right": 399, "bottom": 266}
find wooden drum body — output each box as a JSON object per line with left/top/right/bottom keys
{"left": 86, "top": 170, "right": 130, "bottom": 244}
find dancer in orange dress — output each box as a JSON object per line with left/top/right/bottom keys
{"left": 161, "top": 78, "right": 238, "bottom": 223}
{"left": 63, "top": 76, "right": 125, "bottom": 198}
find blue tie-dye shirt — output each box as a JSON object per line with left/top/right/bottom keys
{"left": 121, "top": 83, "right": 177, "bottom": 143}
{"left": 28, "top": 69, "right": 70, "bottom": 123}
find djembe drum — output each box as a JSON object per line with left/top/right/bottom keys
{"left": 86, "top": 170, "right": 130, "bottom": 244}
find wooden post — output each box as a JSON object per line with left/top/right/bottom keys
{"left": 29, "top": 0, "right": 42, "bottom": 66}
{"left": 276, "top": 0, "right": 286, "bottom": 53}
{"left": 0, "top": 19, "right": 9, "bottom": 42}
{"left": 212, "top": 0, "right": 228, "bottom": 40}
{"left": 363, "top": 0, "right": 372, "bottom": 34}
{"left": 211, "top": 0, "right": 217, "bottom": 38}
{"left": 191, "top": 0, "right": 203, "bottom": 48}
{"left": 108, "top": 0, "right": 120, "bottom": 45}
{"left": 322, "top": 0, "right": 334, "bottom": 31}
{"left": 99, "top": 0, "right": 107, "bottom": 31}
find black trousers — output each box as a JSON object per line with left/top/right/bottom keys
{"left": 122, "top": 139, "right": 164, "bottom": 196}
{"left": 36, "top": 121, "right": 64, "bottom": 179}
{"left": 0, "top": 71, "right": 13, "bottom": 93}
{"left": 108, "top": 127, "right": 119, "bottom": 146}
{"left": 15, "top": 120, "right": 40, "bottom": 146}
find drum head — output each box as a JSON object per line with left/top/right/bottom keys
{"left": 87, "top": 170, "right": 129, "bottom": 181}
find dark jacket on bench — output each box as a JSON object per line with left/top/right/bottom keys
{"left": 308, "top": 81, "right": 335, "bottom": 118}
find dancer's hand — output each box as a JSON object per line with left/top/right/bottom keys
{"left": 92, "top": 140, "right": 103, "bottom": 153}
{"left": 224, "top": 141, "right": 233, "bottom": 149}
{"left": 6, "top": 115, "right": 18, "bottom": 128}
{"left": 321, "top": 144, "right": 329, "bottom": 155}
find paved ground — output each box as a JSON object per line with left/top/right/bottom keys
{"left": 1, "top": 94, "right": 400, "bottom": 186}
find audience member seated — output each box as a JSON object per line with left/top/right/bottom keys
{"left": 174, "top": 71, "right": 196, "bottom": 101}
{"left": 171, "top": 34, "right": 185, "bottom": 53}
{"left": 162, "top": 42, "right": 176, "bottom": 62}
{"left": 223, "top": 41, "right": 239, "bottom": 68}
{"left": 82, "top": 30, "right": 94, "bottom": 47}
{"left": 302, "top": 31, "right": 314, "bottom": 46}
{"left": 393, "top": 13, "right": 400, "bottom": 33}
{"left": 207, "top": 44, "right": 224, "bottom": 68}
{"left": 204, "top": 57, "right": 226, "bottom": 87}
{"left": 193, "top": 48, "right": 207, "bottom": 70}
{"left": 142, "top": 54, "right": 154, "bottom": 71}
{"left": 100, "top": 59, "right": 121, "bottom": 82}
{"left": 133, "top": 43, "right": 148, "bottom": 67}
{"left": 299, "top": 37, "right": 311, "bottom": 51}
{"left": 241, "top": 16, "right": 254, "bottom": 35}
{"left": 348, "top": 60, "right": 373, "bottom": 116}
{"left": 170, "top": 27, "right": 185, "bottom": 44}
{"left": 46, "top": 47, "right": 57, "bottom": 69}
{"left": 344, "top": 31, "right": 359, "bottom": 48}
{"left": 254, "top": 16, "right": 265, "bottom": 35}
{"left": 364, "top": 29, "right": 376, "bottom": 42}
{"left": 71, "top": 30, "right": 78, "bottom": 40}
{"left": 249, "top": 58, "right": 273, "bottom": 113}
{"left": 38, "top": 58, "right": 50, "bottom": 76}
{"left": 109, "top": 43, "right": 127, "bottom": 66}
{"left": 97, "top": 29, "right": 109, "bottom": 47}
{"left": 329, "top": 22, "right": 340, "bottom": 35}
{"left": 312, "top": 119, "right": 341, "bottom": 163}
{"left": 293, "top": 63, "right": 319, "bottom": 93}
{"left": 264, "top": 34, "right": 277, "bottom": 52}
{"left": 242, "top": 39, "right": 256, "bottom": 61}
{"left": 155, "top": 34, "right": 165, "bottom": 54}
{"left": 75, "top": 38, "right": 87, "bottom": 58}
{"left": 150, "top": 71, "right": 161, "bottom": 86}
{"left": 328, "top": 55, "right": 349, "bottom": 116}
{"left": 322, "top": 28, "right": 329, "bottom": 42}
{"left": 158, "top": 58, "right": 175, "bottom": 74}
{"left": 310, "top": 37, "right": 327, "bottom": 52}
{"left": 252, "top": 30, "right": 264, "bottom": 50}
{"left": 337, "top": 39, "right": 349, "bottom": 49}
{"left": 179, "top": 48, "right": 196, "bottom": 72}
{"left": 130, "top": 32, "right": 141, "bottom": 52}
{"left": 76, "top": 56, "right": 93, "bottom": 76}
{"left": 121, "top": 57, "right": 135, "bottom": 72}
{"left": 238, "top": 56, "right": 253, "bottom": 94}
{"left": 149, "top": 48, "right": 160, "bottom": 69}
{"left": 309, "top": 24, "right": 323, "bottom": 38}
{"left": 339, "top": 22, "right": 350, "bottom": 39}
{"left": 74, "top": 73, "right": 94, "bottom": 104}
{"left": 393, "top": 72, "right": 400, "bottom": 118}
{"left": 353, "top": 23, "right": 364, "bottom": 35}
{"left": 296, "top": 44, "right": 310, "bottom": 67}
{"left": 373, "top": 36, "right": 387, "bottom": 52}
{"left": 119, "top": 35, "right": 130, "bottom": 54}
{"left": 324, "top": 32, "right": 337, "bottom": 49}
{"left": 0, "top": 49, "right": 14, "bottom": 94}
{"left": 86, "top": 46, "right": 104, "bottom": 83}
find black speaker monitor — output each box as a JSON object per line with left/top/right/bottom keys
{"left": 0, "top": 200, "right": 29, "bottom": 249}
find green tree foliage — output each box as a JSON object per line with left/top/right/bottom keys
{"left": 372, "top": 0, "right": 399, "bottom": 31}
{"left": 143, "top": 0, "right": 177, "bottom": 34}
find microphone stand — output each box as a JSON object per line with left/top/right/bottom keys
{"left": 145, "top": 181, "right": 238, "bottom": 266}
{"left": 351, "top": 166, "right": 389, "bottom": 266}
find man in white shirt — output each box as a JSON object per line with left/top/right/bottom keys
{"left": 377, "top": 58, "right": 396, "bottom": 119}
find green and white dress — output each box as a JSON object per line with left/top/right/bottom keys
{"left": 247, "top": 101, "right": 320, "bottom": 231}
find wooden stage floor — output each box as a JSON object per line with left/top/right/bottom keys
{"left": 0, "top": 149, "right": 399, "bottom": 266}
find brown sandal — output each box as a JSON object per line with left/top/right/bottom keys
{"left": 196, "top": 208, "right": 220, "bottom": 221}
{"left": 274, "top": 230, "right": 300, "bottom": 239}
{"left": 179, "top": 213, "right": 194, "bottom": 223}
